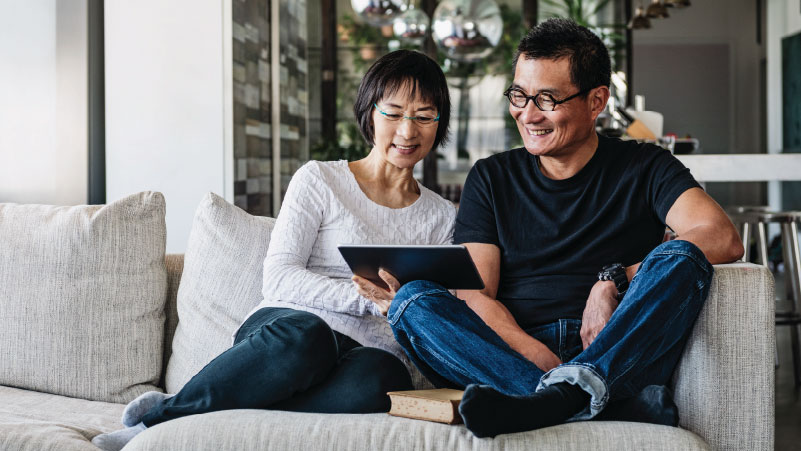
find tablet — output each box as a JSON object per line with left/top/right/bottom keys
{"left": 338, "top": 244, "right": 485, "bottom": 290}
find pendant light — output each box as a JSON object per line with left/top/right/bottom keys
{"left": 628, "top": 2, "right": 651, "bottom": 29}
{"left": 646, "top": 0, "right": 669, "bottom": 18}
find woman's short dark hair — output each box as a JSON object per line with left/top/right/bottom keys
{"left": 513, "top": 18, "right": 611, "bottom": 93}
{"left": 353, "top": 50, "right": 450, "bottom": 149}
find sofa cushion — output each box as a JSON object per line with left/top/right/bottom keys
{"left": 124, "top": 409, "right": 711, "bottom": 451}
{"left": 165, "top": 193, "right": 275, "bottom": 393}
{"left": 0, "top": 192, "right": 166, "bottom": 403}
{"left": 0, "top": 385, "right": 124, "bottom": 451}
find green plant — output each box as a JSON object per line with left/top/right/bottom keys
{"left": 339, "top": 14, "right": 386, "bottom": 46}
{"left": 539, "top": 0, "right": 626, "bottom": 69}
{"left": 310, "top": 121, "right": 371, "bottom": 162}
{"left": 338, "top": 14, "right": 391, "bottom": 73}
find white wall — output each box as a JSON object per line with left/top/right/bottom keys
{"left": 767, "top": 0, "right": 801, "bottom": 210}
{"left": 0, "top": 0, "right": 87, "bottom": 205}
{"left": 629, "top": 0, "right": 767, "bottom": 207}
{"left": 105, "top": 0, "right": 232, "bottom": 253}
{"left": 631, "top": 0, "right": 764, "bottom": 155}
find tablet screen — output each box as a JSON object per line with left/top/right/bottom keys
{"left": 338, "top": 245, "right": 485, "bottom": 290}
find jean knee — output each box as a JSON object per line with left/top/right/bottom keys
{"left": 395, "top": 279, "right": 444, "bottom": 301}
{"left": 654, "top": 239, "right": 701, "bottom": 255}
{"left": 646, "top": 240, "right": 712, "bottom": 275}
{"left": 390, "top": 280, "right": 450, "bottom": 325}
{"left": 345, "top": 348, "right": 412, "bottom": 412}
{"left": 253, "top": 311, "right": 338, "bottom": 372}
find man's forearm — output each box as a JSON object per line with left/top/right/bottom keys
{"left": 674, "top": 225, "right": 744, "bottom": 264}
{"left": 459, "top": 291, "right": 561, "bottom": 370}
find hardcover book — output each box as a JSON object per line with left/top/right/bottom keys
{"left": 387, "top": 389, "right": 464, "bottom": 425}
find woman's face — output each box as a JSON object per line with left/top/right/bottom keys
{"left": 371, "top": 83, "right": 439, "bottom": 170}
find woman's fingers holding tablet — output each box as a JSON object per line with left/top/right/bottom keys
{"left": 377, "top": 269, "right": 401, "bottom": 295}
{"left": 352, "top": 275, "right": 392, "bottom": 316}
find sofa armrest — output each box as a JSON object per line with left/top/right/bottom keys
{"left": 159, "top": 254, "right": 184, "bottom": 389}
{"left": 671, "top": 263, "right": 774, "bottom": 451}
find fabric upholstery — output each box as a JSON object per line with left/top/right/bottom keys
{"left": 160, "top": 254, "right": 184, "bottom": 388}
{"left": 0, "top": 192, "right": 166, "bottom": 403}
{"left": 125, "top": 409, "right": 710, "bottom": 451}
{"left": 164, "top": 193, "right": 276, "bottom": 393}
{"left": 671, "top": 263, "right": 775, "bottom": 451}
{"left": 0, "top": 385, "right": 123, "bottom": 451}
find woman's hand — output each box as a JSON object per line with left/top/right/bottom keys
{"left": 352, "top": 269, "right": 401, "bottom": 316}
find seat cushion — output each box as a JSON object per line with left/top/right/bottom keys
{"left": 0, "top": 192, "right": 167, "bottom": 403}
{"left": 125, "top": 409, "right": 711, "bottom": 451}
{"left": 0, "top": 385, "right": 124, "bottom": 451}
{"left": 164, "top": 192, "right": 275, "bottom": 393}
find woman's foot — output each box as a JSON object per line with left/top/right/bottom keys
{"left": 121, "top": 391, "right": 173, "bottom": 427}
{"left": 91, "top": 422, "right": 146, "bottom": 451}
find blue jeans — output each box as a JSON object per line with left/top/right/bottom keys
{"left": 388, "top": 240, "right": 713, "bottom": 420}
{"left": 141, "top": 308, "right": 412, "bottom": 426}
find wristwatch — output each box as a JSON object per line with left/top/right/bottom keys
{"left": 598, "top": 263, "right": 629, "bottom": 300}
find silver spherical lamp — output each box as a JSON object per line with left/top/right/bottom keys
{"left": 351, "top": 0, "right": 405, "bottom": 27}
{"left": 431, "top": 0, "right": 503, "bottom": 63}
{"left": 393, "top": 4, "right": 430, "bottom": 44}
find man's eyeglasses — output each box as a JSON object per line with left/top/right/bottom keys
{"left": 374, "top": 103, "right": 440, "bottom": 127}
{"left": 503, "top": 87, "right": 591, "bottom": 112}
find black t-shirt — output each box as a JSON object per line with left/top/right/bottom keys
{"left": 454, "top": 134, "right": 701, "bottom": 328}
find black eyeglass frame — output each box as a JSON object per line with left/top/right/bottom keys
{"left": 503, "top": 87, "right": 593, "bottom": 111}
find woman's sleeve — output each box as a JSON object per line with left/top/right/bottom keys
{"left": 261, "top": 163, "right": 381, "bottom": 316}
{"left": 436, "top": 201, "right": 457, "bottom": 245}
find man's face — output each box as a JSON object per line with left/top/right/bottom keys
{"left": 509, "top": 57, "right": 598, "bottom": 158}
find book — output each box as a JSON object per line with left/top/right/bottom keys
{"left": 387, "top": 389, "right": 465, "bottom": 425}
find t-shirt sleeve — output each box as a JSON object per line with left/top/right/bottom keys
{"left": 643, "top": 147, "right": 702, "bottom": 224}
{"left": 454, "top": 162, "right": 500, "bottom": 246}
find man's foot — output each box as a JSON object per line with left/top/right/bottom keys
{"left": 594, "top": 385, "right": 678, "bottom": 426}
{"left": 121, "top": 391, "right": 173, "bottom": 427}
{"left": 458, "top": 383, "right": 590, "bottom": 438}
{"left": 91, "top": 422, "right": 146, "bottom": 451}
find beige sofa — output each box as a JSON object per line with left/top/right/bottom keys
{"left": 0, "top": 192, "right": 775, "bottom": 451}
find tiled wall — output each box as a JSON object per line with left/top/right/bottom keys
{"left": 279, "top": 0, "right": 309, "bottom": 200}
{"left": 232, "top": 0, "right": 308, "bottom": 217}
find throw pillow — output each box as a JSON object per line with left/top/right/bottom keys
{"left": 164, "top": 193, "right": 275, "bottom": 393}
{"left": 0, "top": 192, "right": 167, "bottom": 403}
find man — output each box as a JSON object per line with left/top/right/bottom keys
{"left": 354, "top": 19, "right": 743, "bottom": 438}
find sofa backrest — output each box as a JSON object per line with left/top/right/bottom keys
{"left": 160, "top": 254, "right": 184, "bottom": 389}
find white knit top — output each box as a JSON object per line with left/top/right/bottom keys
{"left": 244, "top": 160, "right": 456, "bottom": 386}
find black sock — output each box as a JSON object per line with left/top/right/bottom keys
{"left": 593, "top": 385, "right": 678, "bottom": 426}
{"left": 458, "top": 382, "right": 591, "bottom": 438}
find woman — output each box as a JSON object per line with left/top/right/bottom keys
{"left": 93, "top": 49, "right": 455, "bottom": 451}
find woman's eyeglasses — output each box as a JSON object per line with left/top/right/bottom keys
{"left": 374, "top": 103, "right": 440, "bottom": 127}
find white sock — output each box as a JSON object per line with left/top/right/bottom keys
{"left": 121, "top": 391, "right": 173, "bottom": 427}
{"left": 91, "top": 422, "right": 146, "bottom": 451}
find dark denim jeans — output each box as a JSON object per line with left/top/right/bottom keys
{"left": 141, "top": 307, "right": 412, "bottom": 427}
{"left": 388, "top": 240, "right": 713, "bottom": 420}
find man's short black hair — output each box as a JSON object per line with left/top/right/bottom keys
{"left": 513, "top": 18, "right": 611, "bottom": 93}
{"left": 354, "top": 50, "right": 450, "bottom": 149}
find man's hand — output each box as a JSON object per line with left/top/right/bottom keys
{"left": 352, "top": 269, "right": 401, "bottom": 316}
{"left": 521, "top": 341, "right": 563, "bottom": 372}
{"left": 580, "top": 280, "right": 619, "bottom": 350}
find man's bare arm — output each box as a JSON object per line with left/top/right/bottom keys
{"left": 665, "top": 187, "right": 744, "bottom": 264}
{"left": 456, "top": 242, "right": 562, "bottom": 372}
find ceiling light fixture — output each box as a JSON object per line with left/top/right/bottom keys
{"left": 628, "top": 2, "right": 652, "bottom": 29}
{"left": 646, "top": 0, "right": 670, "bottom": 18}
